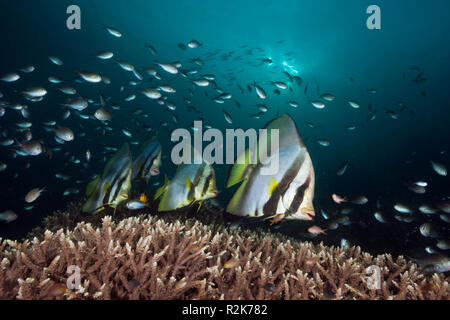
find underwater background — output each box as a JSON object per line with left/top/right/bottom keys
{"left": 0, "top": 0, "right": 449, "bottom": 259}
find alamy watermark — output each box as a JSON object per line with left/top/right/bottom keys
{"left": 171, "top": 121, "right": 280, "bottom": 176}
{"left": 367, "top": 5, "right": 381, "bottom": 30}
{"left": 66, "top": 5, "right": 380, "bottom": 31}
{"left": 66, "top": 265, "right": 81, "bottom": 290}
{"left": 366, "top": 265, "right": 382, "bottom": 290}
{"left": 65, "top": 5, "right": 380, "bottom": 31}
{"left": 66, "top": 5, "right": 81, "bottom": 30}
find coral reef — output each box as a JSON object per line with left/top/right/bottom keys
{"left": 26, "top": 199, "right": 225, "bottom": 241}
{"left": 1, "top": 209, "right": 448, "bottom": 300}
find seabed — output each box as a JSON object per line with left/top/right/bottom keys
{"left": 0, "top": 199, "right": 448, "bottom": 300}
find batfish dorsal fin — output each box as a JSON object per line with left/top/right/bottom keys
{"left": 257, "top": 113, "right": 303, "bottom": 160}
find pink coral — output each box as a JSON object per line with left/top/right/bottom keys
{"left": 0, "top": 213, "right": 448, "bottom": 300}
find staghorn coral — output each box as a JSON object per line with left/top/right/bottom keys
{"left": 27, "top": 198, "right": 225, "bottom": 241}
{"left": 0, "top": 213, "right": 448, "bottom": 300}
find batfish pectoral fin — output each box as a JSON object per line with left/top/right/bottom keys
{"left": 185, "top": 177, "right": 193, "bottom": 191}
{"left": 92, "top": 205, "right": 107, "bottom": 215}
{"left": 267, "top": 177, "right": 278, "bottom": 196}
{"left": 102, "top": 182, "right": 111, "bottom": 195}
{"left": 264, "top": 213, "right": 286, "bottom": 226}
{"left": 196, "top": 200, "right": 204, "bottom": 213}
{"left": 263, "top": 214, "right": 277, "bottom": 225}
{"left": 93, "top": 203, "right": 117, "bottom": 215}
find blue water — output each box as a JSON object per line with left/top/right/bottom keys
{"left": 0, "top": 0, "right": 449, "bottom": 256}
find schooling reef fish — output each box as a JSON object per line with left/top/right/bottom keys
{"left": 82, "top": 143, "right": 132, "bottom": 213}
{"left": 131, "top": 139, "right": 162, "bottom": 183}
{"left": 155, "top": 148, "right": 218, "bottom": 212}
{"left": 225, "top": 114, "right": 315, "bottom": 222}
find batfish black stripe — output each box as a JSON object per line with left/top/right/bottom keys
{"left": 263, "top": 155, "right": 301, "bottom": 215}
{"left": 141, "top": 149, "right": 158, "bottom": 178}
{"left": 135, "top": 162, "right": 144, "bottom": 180}
{"left": 193, "top": 164, "right": 204, "bottom": 185}
{"left": 288, "top": 175, "right": 311, "bottom": 215}
{"left": 103, "top": 161, "right": 128, "bottom": 202}
{"left": 111, "top": 171, "right": 129, "bottom": 202}
{"left": 142, "top": 156, "right": 155, "bottom": 178}
{"left": 263, "top": 155, "right": 300, "bottom": 215}
{"left": 263, "top": 187, "right": 281, "bottom": 215}
{"left": 202, "top": 173, "right": 212, "bottom": 197}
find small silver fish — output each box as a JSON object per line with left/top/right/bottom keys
{"left": 126, "top": 201, "right": 148, "bottom": 210}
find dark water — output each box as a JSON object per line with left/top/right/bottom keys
{"left": 0, "top": 0, "right": 449, "bottom": 258}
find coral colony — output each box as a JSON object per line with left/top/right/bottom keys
{"left": 0, "top": 202, "right": 448, "bottom": 300}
